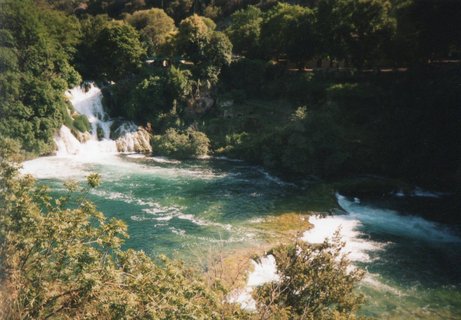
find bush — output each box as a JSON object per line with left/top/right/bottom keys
{"left": 72, "top": 114, "right": 91, "bottom": 132}
{"left": 255, "top": 234, "right": 365, "bottom": 319}
{"left": 0, "top": 153, "right": 248, "bottom": 320}
{"left": 152, "top": 128, "right": 210, "bottom": 159}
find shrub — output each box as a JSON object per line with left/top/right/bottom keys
{"left": 0, "top": 151, "right": 247, "bottom": 320}
{"left": 255, "top": 233, "right": 365, "bottom": 319}
{"left": 152, "top": 128, "right": 210, "bottom": 159}
{"left": 72, "top": 114, "right": 91, "bottom": 132}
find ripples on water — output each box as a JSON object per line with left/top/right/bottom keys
{"left": 22, "top": 154, "right": 461, "bottom": 319}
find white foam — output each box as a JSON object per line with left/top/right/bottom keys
{"left": 170, "top": 227, "right": 186, "bottom": 236}
{"left": 362, "top": 273, "right": 403, "bottom": 296}
{"left": 22, "top": 153, "right": 230, "bottom": 182}
{"left": 247, "top": 255, "right": 279, "bottom": 287}
{"left": 392, "top": 187, "right": 451, "bottom": 199}
{"left": 302, "top": 214, "right": 383, "bottom": 262}
{"left": 67, "top": 84, "right": 112, "bottom": 140}
{"left": 91, "top": 189, "right": 231, "bottom": 230}
{"left": 412, "top": 187, "right": 447, "bottom": 198}
{"left": 257, "top": 168, "right": 296, "bottom": 187}
{"left": 149, "top": 156, "right": 181, "bottom": 164}
{"left": 337, "top": 194, "right": 460, "bottom": 243}
{"left": 126, "top": 153, "right": 146, "bottom": 159}
{"left": 55, "top": 83, "right": 119, "bottom": 157}
{"left": 54, "top": 125, "right": 82, "bottom": 156}
{"left": 229, "top": 255, "right": 279, "bottom": 311}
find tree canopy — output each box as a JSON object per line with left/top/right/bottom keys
{"left": 0, "top": 0, "right": 81, "bottom": 156}
{"left": 93, "top": 21, "right": 146, "bottom": 81}
{"left": 125, "top": 8, "right": 176, "bottom": 56}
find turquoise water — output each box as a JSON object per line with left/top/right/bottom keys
{"left": 23, "top": 154, "right": 461, "bottom": 319}
{"left": 25, "top": 155, "right": 313, "bottom": 257}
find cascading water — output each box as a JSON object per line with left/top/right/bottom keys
{"left": 67, "top": 84, "right": 112, "bottom": 140}
{"left": 54, "top": 83, "right": 151, "bottom": 157}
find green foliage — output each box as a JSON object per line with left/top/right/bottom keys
{"left": 220, "top": 58, "right": 270, "bottom": 98}
{"left": 72, "top": 114, "right": 91, "bottom": 133}
{"left": 226, "top": 6, "right": 263, "bottom": 58}
{"left": 175, "top": 14, "right": 232, "bottom": 84}
{"left": 86, "top": 0, "right": 148, "bottom": 17}
{"left": 94, "top": 21, "right": 146, "bottom": 81}
{"left": 339, "top": 0, "right": 396, "bottom": 68}
{"left": 103, "top": 66, "right": 192, "bottom": 131}
{"left": 39, "top": 4, "right": 82, "bottom": 60}
{"left": 0, "top": 0, "right": 82, "bottom": 156}
{"left": 75, "top": 15, "right": 146, "bottom": 81}
{"left": 74, "top": 14, "right": 110, "bottom": 79}
{"left": 390, "top": 0, "right": 461, "bottom": 64}
{"left": 0, "top": 153, "right": 250, "bottom": 319}
{"left": 255, "top": 234, "right": 365, "bottom": 319}
{"left": 165, "top": 0, "right": 195, "bottom": 22}
{"left": 260, "top": 3, "right": 317, "bottom": 65}
{"left": 125, "top": 8, "right": 176, "bottom": 56}
{"left": 165, "top": 66, "right": 193, "bottom": 101}
{"left": 153, "top": 128, "right": 210, "bottom": 159}
{"left": 316, "top": 0, "right": 396, "bottom": 67}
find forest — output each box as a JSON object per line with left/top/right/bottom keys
{"left": 1, "top": 0, "right": 461, "bottom": 318}
{"left": 1, "top": 0, "right": 460, "bottom": 188}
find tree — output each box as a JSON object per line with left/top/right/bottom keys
{"left": 125, "top": 8, "right": 176, "bottom": 56}
{"left": 0, "top": 0, "right": 81, "bottom": 156}
{"left": 94, "top": 21, "right": 146, "bottom": 81}
{"left": 391, "top": 0, "right": 461, "bottom": 64}
{"left": 175, "top": 14, "right": 232, "bottom": 84}
{"left": 260, "top": 3, "right": 317, "bottom": 66}
{"left": 315, "top": 0, "right": 349, "bottom": 63}
{"left": 166, "top": 0, "right": 195, "bottom": 22}
{"left": 342, "top": 0, "right": 395, "bottom": 68}
{"left": 87, "top": 0, "right": 148, "bottom": 17}
{"left": 317, "top": 0, "right": 395, "bottom": 68}
{"left": 226, "top": 5, "right": 263, "bottom": 58}
{"left": 103, "top": 66, "right": 192, "bottom": 130}
{"left": 255, "top": 234, "right": 364, "bottom": 319}
{"left": 75, "top": 14, "right": 111, "bottom": 79}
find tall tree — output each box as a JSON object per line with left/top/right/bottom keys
{"left": 94, "top": 21, "right": 146, "bottom": 81}
{"left": 260, "top": 3, "right": 317, "bottom": 66}
{"left": 226, "top": 5, "right": 263, "bottom": 59}
{"left": 125, "top": 8, "right": 176, "bottom": 56}
{"left": 175, "top": 15, "right": 232, "bottom": 83}
{"left": 166, "top": 0, "right": 195, "bottom": 22}
{"left": 316, "top": 0, "right": 395, "bottom": 68}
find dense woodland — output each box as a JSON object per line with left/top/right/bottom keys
{"left": 0, "top": 0, "right": 461, "bottom": 317}
{"left": 1, "top": 0, "right": 460, "bottom": 190}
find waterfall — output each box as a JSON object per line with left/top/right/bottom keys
{"left": 55, "top": 83, "right": 151, "bottom": 156}
{"left": 67, "top": 85, "right": 112, "bottom": 140}
{"left": 55, "top": 125, "right": 83, "bottom": 156}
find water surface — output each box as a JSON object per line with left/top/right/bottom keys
{"left": 23, "top": 154, "right": 461, "bottom": 319}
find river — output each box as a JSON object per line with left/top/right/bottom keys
{"left": 22, "top": 153, "right": 461, "bottom": 319}
{"left": 21, "top": 85, "right": 461, "bottom": 319}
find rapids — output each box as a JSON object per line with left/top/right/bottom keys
{"left": 21, "top": 83, "right": 461, "bottom": 319}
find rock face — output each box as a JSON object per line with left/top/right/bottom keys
{"left": 115, "top": 125, "right": 152, "bottom": 153}
{"left": 74, "top": 130, "right": 92, "bottom": 143}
